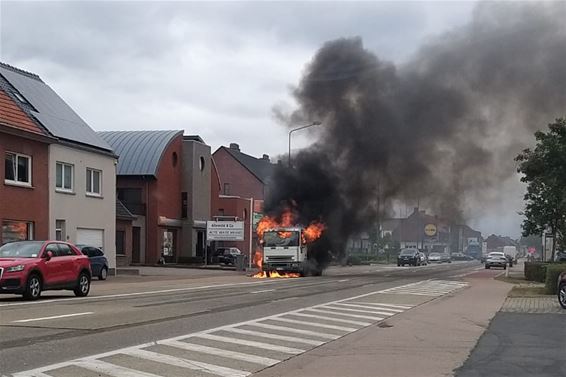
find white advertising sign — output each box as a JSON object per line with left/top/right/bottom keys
{"left": 207, "top": 221, "right": 245, "bottom": 241}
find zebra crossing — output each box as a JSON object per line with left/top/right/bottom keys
{"left": 11, "top": 279, "right": 466, "bottom": 377}
{"left": 378, "top": 279, "right": 468, "bottom": 296}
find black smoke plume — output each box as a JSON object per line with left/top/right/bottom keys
{"left": 265, "top": 2, "right": 566, "bottom": 264}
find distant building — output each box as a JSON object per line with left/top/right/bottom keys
{"left": 0, "top": 62, "right": 117, "bottom": 270}
{"left": 99, "top": 131, "right": 211, "bottom": 265}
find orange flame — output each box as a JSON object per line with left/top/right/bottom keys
{"left": 303, "top": 222, "right": 326, "bottom": 243}
{"left": 253, "top": 248, "right": 263, "bottom": 270}
{"left": 252, "top": 270, "right": 301, "bottom": 278}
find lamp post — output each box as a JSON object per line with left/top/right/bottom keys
{"left": 288, "top": 121, "right": 322, "bottom": 167}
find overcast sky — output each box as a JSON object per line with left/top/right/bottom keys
{"left": 1, "top": 1, "right": 527, "bottom": 237}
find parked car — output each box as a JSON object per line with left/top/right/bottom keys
{"left": 428, "top": 252, "right": 451, "bottom": 263}
{"left": 558, "top": 271, "right": 566, "bottom": 309}
{"left": 0, "top": 241, "right": 91, "bottom": 300}
{"left": 485, "top": 251, "right": 507, "bottom": 269}
{"left": 214, "top": 247, "right": 242, "bottom": 265}
{"left": 555, "top": 251, "right": 566, "bottom": 262}
{"left": 451, "top": 253, "right": 473, "bottom": 261}
{"left": 76, "top": 244, "right": 109, "bottom": 280}
{"left": 398, "top": 248, "right": 421, "bottom": 266}
{"left": 419, "top": 252, "right": 428, "bottom": 265}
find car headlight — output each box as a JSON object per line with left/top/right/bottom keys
{"left": 6, "top": 264, "right": 25, "bottom": 272}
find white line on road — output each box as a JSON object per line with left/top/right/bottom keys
{"left": 75, "top": 359, "right": 162, "bottom": 377}
{"left": 246, "top": 322, "right": 339, "bottom": 340}
{"left": 351, "top": 302, "right": 413, "bottom": 309}
{"left": 332, "top": 303, "right": 405, "bottom": 313}
{"left": 12, "top": 312, "right": 94, "bottom": 323}
{"left": 121, "top": 348, "right": 250, "bottom": 377}
{"left": 250, "top": 289, "right": 276, "bottom": 294}
{"left": 321, "top": 305, "right": 398, "bottom": 316}
{"left": 287, "top": 312, "right": 372, "bottom": 326}
{"left": 305, "top": 308, "right": 385, "bottom": 321}
{"left": 159, "top": 339, "right": 280, "bottom": 366}
{"left": 268, "top": 317, "right": 358, "bottom": 332}
{"left": 195, "top": 333, "right": 305, "bottom": 354}
{"left": 338, "top": 279, "right": 350, "bottom": 282}
{"left": 222, "top": 327, "right": 325, "bottom": 346}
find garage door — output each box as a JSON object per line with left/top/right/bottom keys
{"left": 76, "top": 229, "right": 104, "bottom": 249}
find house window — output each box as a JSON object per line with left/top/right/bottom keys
{"left": 56, "top": 162, "right": 73, "bottom": 192}
{"left": 223, "top": 183, "right": 230, "bottom": 195}
{"left": 55, "top": 220, "right": 66, "bottom": 241}
{"left": 86, "top": 168, "right": 102, "bottom": 196}
{"left": 4, "top": 152, "right": 31, "bottom": 186}
{"left": 181, "top": 192, "right": 188, "bottom": 219}
{"left": 1, "top": 220, "right": 33, "bottom": 244}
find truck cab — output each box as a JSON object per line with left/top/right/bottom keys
{"left": 262, "top": 227, "right": 320, "bottom": 276}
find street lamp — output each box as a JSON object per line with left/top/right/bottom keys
{"left": 288, "top": 121, "right": 322, "bottom": 167}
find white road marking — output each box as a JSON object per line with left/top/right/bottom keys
{"left": 351, "top": 302, "right": 413, "bottom": 309}
{"left": 287, "top": 312, "right": 372, "bottom": 326}
{"left": 12, "top": 312, "right": 94, "bottom": 323}
{"left": 247, "top": 322, "right": 339, "bottom": 340}
{"left": 222, "top": 327, "right": 325, "bottom": 346}
{"left": 195, "top": 333, "right": 305, "bottom": 354}
{"left": 159, "top": 339, "right": 279, "bottom": 366}
{"left": 305, "top": 308, "right": 385, "bottom": 321}
{"left": 338, "top": 279, "right": 350, "bottom": 282}
{"left": 250, "top": 289, "right": 275, "bottom": 294}
{"left": 121, "top": 348, "right": 250, "bottom": 377}
{"left": 321, "top": 305, "right": 397, "bottom": 316}
{"left": 12, "top": 371, "right": 52, "bottom": 377}
{"left": 268, "top": 317, "right": 358, "bottom": 332}
{"left": 333, "top": 303, "right": 405, "bottom": 313}
{"left": 75, "top": 359, "right": 162, "bottom": 377}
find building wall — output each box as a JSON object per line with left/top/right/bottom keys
{"left": 212, "top": 147, "right": 264, "bottom": 199}
{"left": 181, "top": 139, "right": 211, "bottom": 259}
{"left": 0, "top": 132, "right": 49, "bottom": 244}
{"left": 48, "top": 143, "right": 116, "bottom": 268}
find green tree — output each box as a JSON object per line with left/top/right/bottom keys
{"left": 515, "top": 118, "right": 566, "bottom": 260}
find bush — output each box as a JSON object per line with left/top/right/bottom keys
{"left": 524, "top": 262, "right": 547, "bottom": 282}
{"left": 544, "top": 263, "right": 566, "bottom": 295}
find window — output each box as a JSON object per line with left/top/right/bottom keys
{"left": 58, "top": 244, "right": 74, "bottom": 256}
{"left": 45, "top": 243, "right": 59, "bottom": 256}
{"left": 181, "top": 192, "right": 188, "bottom": 218}
{"left": 223, "top": 183, "right": 230, "bottom": 195}
{"left": 55, "top": 220, "right": 66, "bottom": 241}
{"left": 56, "top": 162, "right": 73, "bottom": 191}
{"left": 199, "top": 156, "right": 205, "bottom": 172}
{"left": 172, "top": 152, "right": 178, "bottom": 167}
{"left": 5, "top": 152, "right": 31, "bottom": 186}
{"left": 116, "top": 231, "right": 125, "bottom": 256}
{"left": 1, "top": 220, "right": 33, "bottom": 244}
{"left": 12, "top": 91, "right": 28, "bottom": 104}
{"left": 86, "top": 168, "right": 102, "bottom": 196}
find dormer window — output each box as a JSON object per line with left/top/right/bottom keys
{"left": 12, "top": 91, "right": 28, "bottom": 104}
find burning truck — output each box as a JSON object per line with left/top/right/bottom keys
{"left": 253, "top": 209, "right": 325, "bottom": 278}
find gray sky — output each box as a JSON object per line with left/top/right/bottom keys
{"left": 2, "top": 1, "right": 526, "bottom": 237}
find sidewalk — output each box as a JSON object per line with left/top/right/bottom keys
{"left": 253, "top": 272, "right": 511, "bottom": 377}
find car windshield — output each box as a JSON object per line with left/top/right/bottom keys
{"left": 400, "top": 249, "right": 416, "bottom": 256}
{"left": 0, "top": 241, "right": 43, "bottom": 258}
{"left": 429, "top": 253, "right": 440, "bottom": 257}
{"left": 263, "top": 231, "right": 300, "bottom": 247}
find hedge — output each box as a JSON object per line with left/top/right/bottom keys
{"left": 544, "top": 263, "right": 566, "bottom": 295}
{"left": 524, "top": 262, "right": 548, "bottom": 283}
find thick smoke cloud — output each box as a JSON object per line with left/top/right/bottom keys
{"left": 264, "top": 2, "right": 566, "bottom": 263}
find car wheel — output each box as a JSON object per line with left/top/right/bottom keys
{"left": 99, "top": 267, "right": 108, "bottom": 281}
{"left": 74, "top": 272, "right": 91, "bottom": 297}
{"left": 397, "top": 263, "right": 401, "bottom": 267}
{"left": 485, "top": 265, "right": 490, "bottom": 269}
{"left": 23, "top": 274, "right": 42, "bottom": 300}
{"left": 503, "top": 265, "right": 507, "bottom": 270}
{"left": 558, "top": 283, "right": 566, "bottom": 309}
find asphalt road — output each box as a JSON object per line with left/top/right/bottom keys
{"left": 455, "top": 312, "right": 566, "bottom": 377}
{"left": 0, "top": 261, "right": 481, "bottom": 376}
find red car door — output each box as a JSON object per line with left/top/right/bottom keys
{"left": 40, "top": 243, "right": 66, "bottom": 286}
{"left": 56, "top": 243, "right": 79, "bottom": 284}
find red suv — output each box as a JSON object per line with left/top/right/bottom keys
{"left": 0, "top": 241, "right": 92, "bottom": 300}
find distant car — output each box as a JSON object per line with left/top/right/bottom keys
{"left": 558, "top": 272, "right": 566, "bottom": 309}
{"left": 214, "top": 247, "right": 242, "bottom": 265}
{"left": 0, "top": 241, "right": 91, "bottom": 300}
{"left": 451, "top": 253, "right": 473, "bottom": 261}
{"left": 398, "top": 248, "right": 420, "bottom": 266}
{"left": 485, "top": 252, "right": 507, "bottom": 269}
{"left": 428, "top": 252, "right": 451, "bottom": 263}
{"left": 555, "top": 251, "right": 566, "bottom": 262}
{"left": 76, "top": 245, "right": 109, "bottom": 280}
{"left": 419, "top": 252, "right": 428, "bottom": 265}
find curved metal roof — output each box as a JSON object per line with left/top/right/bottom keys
{"left": 98, "top": 130, "right": 182, "bottom": 177}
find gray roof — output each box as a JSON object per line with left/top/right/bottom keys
{"left": 116, "top": 199, "right": 136, "bottom": 220}
{"left": 220, "top": 146, "right": 274, "bottom": 183}
{"left": 0, "top": 62, "right": 113, "bottom": 152}
{"left": 98, "top": 130, "right": 183, "bottom": 177}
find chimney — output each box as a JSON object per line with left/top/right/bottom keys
{"left": 262, "top": 154, "right": 270, "bottom": 161}
{"left": 229, "top": 143, "right": 240, "bottom": 151}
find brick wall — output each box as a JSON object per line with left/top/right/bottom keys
{"left": 212, "top": 148, "right": 264, "bottom": 200}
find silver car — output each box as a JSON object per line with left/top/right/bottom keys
{"left": 485, "top": 252, "right": 507, "bottom": 269}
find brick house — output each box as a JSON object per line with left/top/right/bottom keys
{"left": 0, "top": 84, "right": 54, "bottom": 244}
{"left": 0, "top": 62, "right": 117, "bottom": 272}
{"left": 211, "top": 143, "right": 274, "bottom": 259}
{"left": 99, "top": 131, "right": 211, "bottom": 265}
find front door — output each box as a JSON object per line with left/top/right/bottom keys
{"left": 41, "top": 243, "right": 66, "bottom": 286}
{"left": 132, "top": 227, "right": 141, "bottom": 264}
